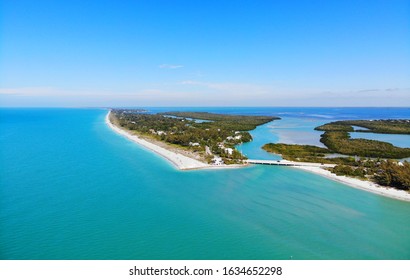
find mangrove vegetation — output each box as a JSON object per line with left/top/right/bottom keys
{"left": 263, "top": 119, "right": 410, "bottom": 191}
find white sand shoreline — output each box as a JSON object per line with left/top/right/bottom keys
{"left": 105, "top": 110, "right": 410, "bottom": 202}
{"left": 105, "top": 111, "right": 245, "bottom": 170}
{"left": 293, "top": 166, "right": 410, "bottom": 202}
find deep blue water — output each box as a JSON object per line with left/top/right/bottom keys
{"left": 1, "top": 107, "right": 410, "bottom": 260}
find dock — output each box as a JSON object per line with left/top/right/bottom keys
{"left": 245, "top": 159, "right": 335, "bottom": 168}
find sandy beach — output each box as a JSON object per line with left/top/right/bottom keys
{"left": 294, "top": 166, "right": 410, "bottom": 202}
{"left": 105, "top": 111, "right": 245, "bottom": 170}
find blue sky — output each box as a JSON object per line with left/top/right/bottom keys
{"left": 1, "top": 0, "right": 409, "bottom": 107}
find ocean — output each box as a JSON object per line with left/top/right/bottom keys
{"left": 1, "top": 107, "right": 410, "bottom": 259}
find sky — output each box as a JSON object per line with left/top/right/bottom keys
{"left": 0, "top": 0, "right": 409, "bottom": 107}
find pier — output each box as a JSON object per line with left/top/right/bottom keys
{"left": 245, "top": 159, "right": 335, "bottom": 168}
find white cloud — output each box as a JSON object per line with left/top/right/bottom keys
{"left": 356, "top": 89, "right": 380, "bottom": 93}
{"left": 179, "top": 80, "right": 270, "bottom": 94}
{"left": 1, "top": 85, "right": 409, "bottom": 107}
{"left": 0, "top": 87, "right": 57, "bottom": 95}
{"left": 0, "top": 87, "right": 127, "bottom": 97}
{"left": 179, "top": 80, "right": 198, "bottom": 85}
{"left": 159, "top": 64, "right": 184, "bottom": 69}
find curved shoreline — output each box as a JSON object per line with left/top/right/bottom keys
{"left": 105, "top": 110, "right": 410, "bottom": 201}
{"left": 293, "top": 166, "right": 410, "bottom": 202}
{"left": 105, "top": 111, "right": 245, "bottom": 170}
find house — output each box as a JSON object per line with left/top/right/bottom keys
{"left": 212, "top": 156, "right": 224, "bottom": 165}
{"left": 224, "top": 148, "right": 233, "bottom": 155}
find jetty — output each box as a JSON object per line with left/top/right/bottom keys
{"left": 245, "top": 159, "right": 335, "bottom": 168}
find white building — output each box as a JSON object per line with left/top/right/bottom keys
{"left": 212, "top": 156, "right": 224, "bottom": 165}
{"left": 224, "top": 148, "right": 233, "bottom": 155}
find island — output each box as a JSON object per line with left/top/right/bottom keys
{"left": 107, "top": 109, "right": 278, "bottom": 169}
{"left": 263, "top": 119, "right": 410, "bottom": 199}
{"left": 107, "top": 111, "right": 410, "bottom": 201}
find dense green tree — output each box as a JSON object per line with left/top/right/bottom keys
{"left": 374, "top": 160, "right": 410, "bottom": 190}
{"left": 262, "top": 118, "right": 410, "bottom": 191}
{"left": 111, "top": 109, "right": 277, "bottom": 164}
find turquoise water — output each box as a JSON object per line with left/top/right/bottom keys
{"left": 1, "top": 108, "right": 410, "bottom": 260}
{"left": 237, "top": 122, "right": 281, "bottom": 160}
{"left": 239, "top": 114, "right": 410, "bottom": 160}
{"left": 350, "top": 132, "right": 410, "bottom": 149}
{"left": 237, "top": 117, "right": 327, "bottom": 160}
{"left": 264, "top": 117, "right": 326, "bottom": 147}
